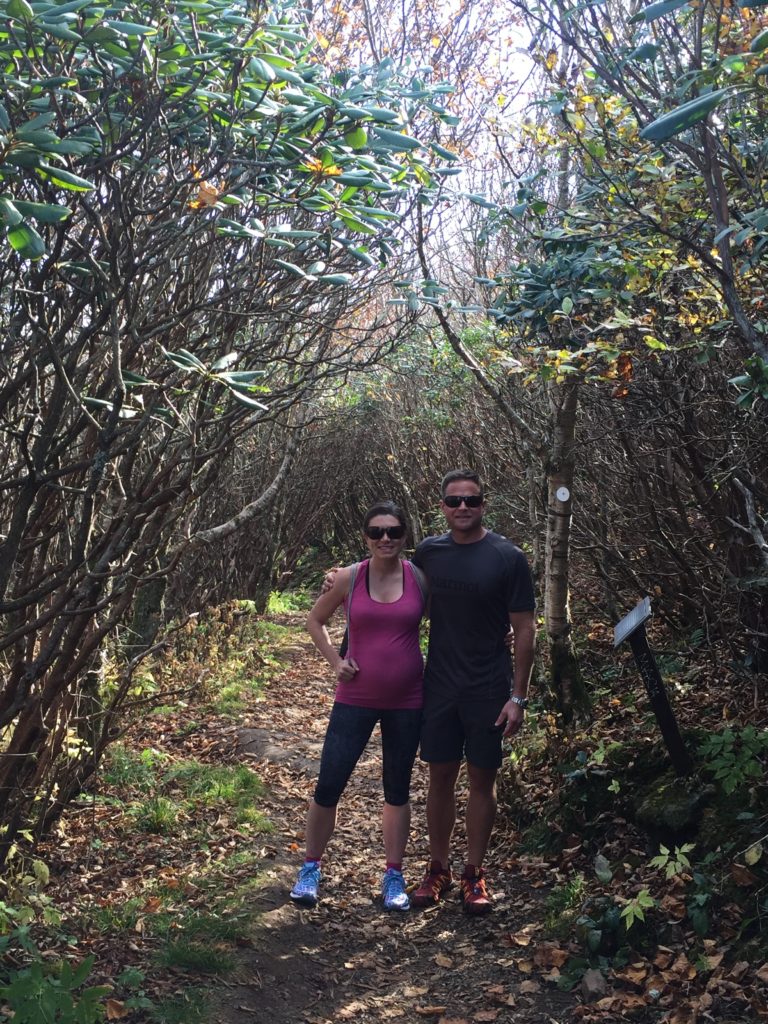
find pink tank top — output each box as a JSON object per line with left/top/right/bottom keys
{"left": 334, "top": 560, "right": 425, "bottom": 709}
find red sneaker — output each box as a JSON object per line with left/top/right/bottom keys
{"left": 411, "top": 860, "right": 453, "bottom": 907}
{"left": 460, "top": 868, "right": 492, "bottom": 915}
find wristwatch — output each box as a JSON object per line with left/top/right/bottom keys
{"left": 510, "top": 695, "right": 529, "bottom": 710}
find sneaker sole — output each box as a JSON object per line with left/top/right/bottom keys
{"left": 290, "top": 892, "right": 318, "bottom": 908}
{"left": 411, "top": 881, "right": 453, "bottom": 908}
{"left": 462, "top": 901, "right": 492, "bottom": 915}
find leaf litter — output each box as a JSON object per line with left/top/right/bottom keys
{"left": 30, "top": 608, "right": 768, "bottom": 1024}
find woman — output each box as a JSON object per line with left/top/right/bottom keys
{"left": 290, "top": 501, "right": 427, "bottom": 912}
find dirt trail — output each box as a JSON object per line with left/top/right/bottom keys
{"left": 209, "top": 621, "right": 575, "bottom": 1024}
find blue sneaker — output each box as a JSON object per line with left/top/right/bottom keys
{"left": 290, "top": 862, "right": 321, "bottom": 907}
{"left": 382, "top": 868, "right": 410, "bottom": 912}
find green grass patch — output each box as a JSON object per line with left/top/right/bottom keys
{"left": 265, "top": 589, "right": 314, "bottom": 613}
{"left": 208, "top": 620, "right": 294, "bottom": 715}
{"left": 544, "top": 874, "right": 587, "bottom": 936}
{"left": 164, "top": 761, "right": 263, "bottom": 819}
{"left": 102, "top": 746, "right": 169, "bottom": 791}
{"left": 90, "top": 897, "right": 144, "bottom": 935}
{"left": 212, "top": 666, "right": 264, "bottom": 716}
{"left": 180, "top": 911, "right": 252, "bottom": 943}
{"left": 130, "top": 795, "right": 180, "bottom": 834}
{"left": 159, "top": 940, "right": 236, "bottom": 975}
{"left": 150, "top": 991, "right": 209, "bottom": 1023}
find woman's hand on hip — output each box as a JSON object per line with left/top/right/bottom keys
{"left": 336, "top": 657, "right": 359, "bottom": 682}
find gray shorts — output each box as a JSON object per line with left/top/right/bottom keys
{"left": 419, "top": 694, "right": 508, "bottom": 770}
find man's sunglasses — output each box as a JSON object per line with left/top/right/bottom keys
{"left": 365, "top": 525, "right": 406, "bottom": 540}
{"left": 443, "top": 494, "right": 483, "bottom": 508}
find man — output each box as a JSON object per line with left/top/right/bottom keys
{"left": 410, "top": 468, "right": 536, "bottom": 915}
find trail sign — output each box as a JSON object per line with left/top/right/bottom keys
{"left": 614, "top": 598, "right": 693, "bottom": 776}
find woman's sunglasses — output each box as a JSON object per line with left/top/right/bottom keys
{"left": 365, "top": 525, "right": 406, "bottom": 540}
{"left": 443, "top": 494, "right": 483, "bottom": 508}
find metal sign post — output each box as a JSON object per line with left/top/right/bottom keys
{"left": 614, "top": 598, "right": 693, "bottom": 777}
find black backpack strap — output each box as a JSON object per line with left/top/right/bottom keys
{"left": 345, "top": 561, "right": 360, "bottom": 631}
{"left": 405, "top": 560, "right": 429, "bottom": 611}
{"left": 339, "top": 561, "right": 361, "bottom": 658}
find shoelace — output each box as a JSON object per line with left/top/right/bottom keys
{"left": 464, "top": 877, "right": 486, "bottom": 896}
{"left": 296, "top": 866, "right": 320, "bottom": 889}
{"left": 384, "top": 872, "right": 405, "bottom": 894}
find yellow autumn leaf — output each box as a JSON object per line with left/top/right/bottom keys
{"left": 189, "top": 181, "right": 219, "bottom": 209}
{"left": 301, "top": 156, "right": 341, "bottom": 176}
{"left": 745, "top": 841, "right": 763, "bottom": 866}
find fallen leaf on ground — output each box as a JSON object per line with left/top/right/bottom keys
{"left": 520, "top": 980, "right": 541, "bottom": 994}
{"left": 533, "top": 942, "right": 569, "bottom": 968}
{"left": 659, "top": 893, "right": 686, "bottom": 918}
{"left": 730, "top": 863, "right": 758, "bottom": 887}
{"left": 745, "top": 841, "right": 763, "bottom": 866}
{"left": 613, "top": 964, "right": 648, "bottom": 986}
{"left": 727, "top": 960, "right": 750, "bottom": 980}
{"left": 702, "top": 952, "right": 724, "bottom": 971}
{"left": 671, "top": 954, "right": 697, "bottom": 981}
{"left": 434, "top": 953, "right": 453, "bottom": 968}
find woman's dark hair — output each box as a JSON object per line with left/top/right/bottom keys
{"left": 363, "top": 501, "right": 407, "bottom": 531}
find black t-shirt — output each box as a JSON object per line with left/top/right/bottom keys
{"left": 413, "top": 530, "right": 535, "bottom": 701}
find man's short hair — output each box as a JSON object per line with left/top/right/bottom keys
{"left": 440, "top": 468, "right": 483, "bottom": 498}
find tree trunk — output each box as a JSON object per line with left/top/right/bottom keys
{"left": 544, "top": 381, "right": 590, "bottom": 723}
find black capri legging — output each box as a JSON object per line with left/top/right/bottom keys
{"left": 313, "top": 702, "right": 423, "bottom": 808}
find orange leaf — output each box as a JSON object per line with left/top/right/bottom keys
{"left": 670, "top": 954, "right": 697, "bottom": 982}
{"left": 106, "top": 1000, "right": 129, "bottom": 1020}
{"left": 613, "top": 964, "right": 648, "bottom": 986}
{"left": 189, "top": 181, "right": 219, "bottom": 209}
{"left": 616, "top": 353, "right": 633, "bottom": 381}
{"left": 533, "top": 943, "right": 569, "bottom": 968}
